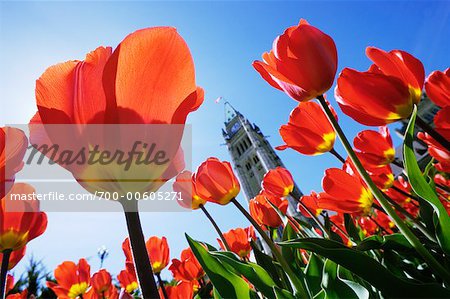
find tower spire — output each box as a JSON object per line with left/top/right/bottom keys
{"left": 224, "top": 100, "right": 238, "bottom": 124}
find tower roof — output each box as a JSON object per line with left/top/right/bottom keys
{"left": 224, "top": 101, "right": 238, "bottom": 124}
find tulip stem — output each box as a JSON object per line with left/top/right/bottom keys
{"left": 156, "top": 273, "right": 168, "bottom": 299}
{"left": 416, "top": 115, "right": 450, "bottom": 150}
{"left": 199, "top": 204, "right": 231, "bottom": 252}
{"left": 317, "top": 95, "right": 450, "bottom": 284}
{"left": 231, "top": 198, "right": 309, "bottom": 297}
{"left": 381, "top": 192, "right": 437, "bottom": 243}
{"left": 0, "top": 250, "right": 11, "bottom": 299}
{"left": 121, "top": 200, "right": 160, "bottom": 299}
{"left": 295, "top": 196, "right": 329, "bottom": 238}
{"left": 329, "top": 148, "right": 346, "bottom": 164}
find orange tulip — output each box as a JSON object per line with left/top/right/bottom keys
{"left": 249, "top": 193, "right": 287, "bottom": 228}
{"left": 218, "top": 227, "right": 256, "bottom": 258}
{"left": 261, "top": 167, "right": 294, "bottom": 197}
{"left": 277, "top": 101, "right": 337, "bottom": 156}
{"left": 336, "top": 47, "right": 424, "bottom": 125}
{"left": 0, "top": 127, "right": 27, "bottom": 199}
{"left": 85, "top": 269, "right": 118, "bottom": 299}
{"left": 193, "top": 158, "right": 240, "bottom": 205}
{"left": 173, "top": 170, "right": 207, "bottom": 210}
{"left": 117, "top": 268, "right": 138, "bottom": 294}
{"left": 122, "top": 236, "right": 170, "bottom": 274}
{"left": 0, "top": 246, "right": 26, "bottom": 271}
{"left": 425, "top": 68, "right": 450, "bottom": 107}
{"left": 298, "top": 192, "right": 322, "bottom": 218}
{"left": 0, "top": 183, "right": 47, "bottom": 252}
{"left": 354, "top": 126, "right": 395, "bottom": 167}
{"left": 47, "top": 258, "right": 91, "bottom": 299}
{"left": 253, "top": 19, "right": 337, "bottom": 102}
{"left": 30, "top": 27, "right": 204, "bottom": 195}
{"left": 169, "top": 248, "right": 204, "bottom": 282}
{"left": 145, "top": 236, "right": 170, "bottom": 274}
{"left": 159, "top": 281, "right": 194, "bottom": 299}
{"left": 318, "top": 168, "right": 373, "bottom": 215}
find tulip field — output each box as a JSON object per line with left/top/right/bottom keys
{"left": 1, "top": 2, "right": 450, "bottom": 299}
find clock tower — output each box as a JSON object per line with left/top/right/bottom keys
{"left": 222, "top": 101, "right": 302, "bottom": 214}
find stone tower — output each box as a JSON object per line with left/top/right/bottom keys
{"left": 222, "top": 102, "right": 301, "bottom": 213}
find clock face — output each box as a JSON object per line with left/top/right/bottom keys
{"left": 230, "top": 121, "right": 241, "bottom": 134}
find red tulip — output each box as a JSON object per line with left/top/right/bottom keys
{"left": 277, "top": 101, "right": 337, "bottom": 155}
{"left": 385, "top": 177, "right": 413, "bottom": 204}
{"left": 173, "top": 170, "right": 207, "bottom": 210}
{"left": 298, "top": 192, "right": 322, "bottom": 218}
{"left": 435, "top": 174, "right": 450, "bottom": 190}
{"left": 5, "top": 274, "right": 14, "bottom": 296}
{"left": 249, "top": 193, "right": 288, "bottom": 228}
{"left": 193, "top": 158, "right": 240, "bottom": 205}
{"left": 336, "top": 47, "right": 424, "bottom": 125}
{"left": 318, "top": 168, "right": 374, "bottom": 215}
{"left": 253, "top": 19, "right": 337, "bottom": 102}
{"left": 30, "top": 27, "right": 204, "bottom": 195}
{"left": 0, "top": 183, "right": 47, "bottom": 252}
{"left": 0, "top": 127, "right": 27, "bottom": 199}
{"left": 146, "top": 236, "right": 170, "bottom": 274}
{"left": 343, "top": 157, "right": 394, "bottom": 190}
{"left": 6, "top": 290, "right": 28, "bottom": 299}
{"left": 218, "top": 227, "right": 256, "bottom": 258}
{"left": 425, "top": 68, "right": 450, "bottom": 107}
{"left": 85, "top": 269, "right": 118, "bottom": 299}
{"left": 354, "top": 126, "right": 395, "bottom": 167}
{"left": 434, "top": 106, "right": 450, "bottom": 134}
{"left": 169, "top": 248, "right": 204, "bottom": 282}
{"left": 418, "top": 131, "right": 450, "bottom": 173}
{"left": 117, "top": 268, "right": 138, "bottom": 294}
{"left": 47, "top": 258, "right": 91, "bottom": 299}
{"left": 261, "top": 167, "right": 294, "bottom": 197}
{"left": 357, "top": 217, "right": 378, "bottom": 236}
{"left": 0, "top": 246, "right": 26, "bottom": 271}
{"left": 160, "top": 281, "right": 194, "bottom": 299}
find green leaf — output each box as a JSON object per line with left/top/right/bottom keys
{"left": 279, "top": 238, "right": 450, "bottom": 298}
{"left": 273, "top": 286, "right": 296, "bottom": 299}
{"left": 322, "top": 259, "right": 360, "bottom": 299}
{"left": 250, "top": 240, "right": 288, "bottom": 290}
{"left": 344, "top": 214, "right": 362, "bottom": 243}
{"left": 403, "top": 105, "right": 450, "bottom": 254}
{"left": 304, "top": 254, "right": 324, "bottom": 297}
{"left": 211, "top": 251, "right": 276, "bottom": 299}
{"left": 186, "top": 234, "right": 251, "bottom": 299}
{"left": 282, "top": 223, "right": 303, "bottom": 271}
{"left": 337, "top": 265, "right": 370, "bottom": 299}
{"left": 356, "top": 233, "right": 413, "bottom": 252}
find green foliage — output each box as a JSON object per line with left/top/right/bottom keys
{"left": 186, "top": 234, "right": 251, "bottom": 299}
{"left": 403, "top": 105, "right": 450, "bottom": 254}
{"left": 279, "top": 238, "right": 450, "bottom": 298}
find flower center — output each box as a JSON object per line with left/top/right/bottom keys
{"left": 316, "top": 132, "right": 336, "bottom": 154}
{"left": 68, "top": 282, "right": 88, "bottom": 298}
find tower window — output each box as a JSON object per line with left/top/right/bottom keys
{"left": 253, "top": 155, "right": 260, "bottom": 164}
{"left": 236, "top": 146, "right": 242, "bottom": 156}
{"left": 240, "top": 142, "right": 245, "bottom": 153}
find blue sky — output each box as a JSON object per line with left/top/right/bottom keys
{"left": 0, "top": 1, "right": 449, "bottom": 281}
